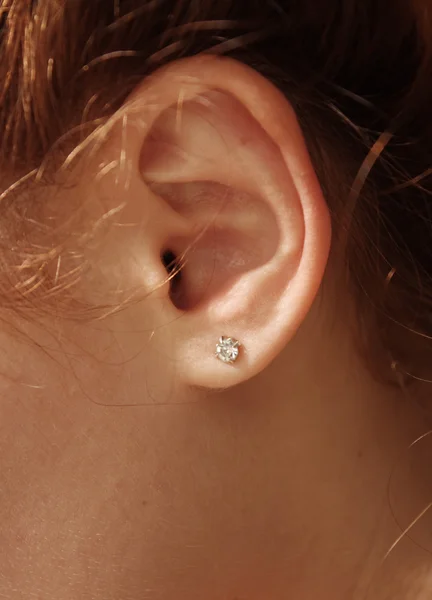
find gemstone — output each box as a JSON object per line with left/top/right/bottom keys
{"left": 216, "top": 336, "right": 240, "bottom": 364}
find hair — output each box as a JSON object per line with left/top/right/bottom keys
{"left": 0, "top": 0, "right": 431, "bottom": 380}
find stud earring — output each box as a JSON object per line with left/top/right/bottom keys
{"left": 215, "top": 336, "right": 241, "bottom": 364}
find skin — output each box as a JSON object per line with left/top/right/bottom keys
{"left": 0, "top": 56, "right": 431, "bottom": 600}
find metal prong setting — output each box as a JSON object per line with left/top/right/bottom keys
{"left": 215, "top": 336, "right": 241, "bottom": 364}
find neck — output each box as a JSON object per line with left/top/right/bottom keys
{"left": 235, "top": 297, "right": 432, "bottom": 599}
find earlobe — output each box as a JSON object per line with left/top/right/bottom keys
{"left": 99, "top": 56, "right": 331, "bottom": 390}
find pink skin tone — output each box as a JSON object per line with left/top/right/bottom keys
{"left": 0, "top": 56, "right": 431, "bottom": 600}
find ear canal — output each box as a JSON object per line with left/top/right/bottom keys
{"left": 140, "top": 93, "right": 283, "bottom": 314}
{"left": 161, "top": 248, "right": 185, "bottom": 308}
{"left": 70, "top": 56, "right": 330, "bottom": 391}
{"left": 150, "top": 181, "right": 279, "bottom": 311}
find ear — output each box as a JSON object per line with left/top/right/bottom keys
{"left": 90, "top": 55, "right": 331, "bottom": 390}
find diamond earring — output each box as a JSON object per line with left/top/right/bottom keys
{"left": 215, "top": 336, "right": 241, "bottom": 364}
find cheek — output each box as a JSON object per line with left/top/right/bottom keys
{"left": 53, "top": 311, "right": 174, "bottom": 409}
{"left": 44, "top": 190, "right": 178, "bottom": 408}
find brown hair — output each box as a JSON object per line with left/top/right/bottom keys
{"left": 0, "top": 0, "right": 432, "bottom": 378}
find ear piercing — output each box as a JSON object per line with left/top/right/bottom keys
{"left": 215, "top": 336, "right": 241, "bottom": 364}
